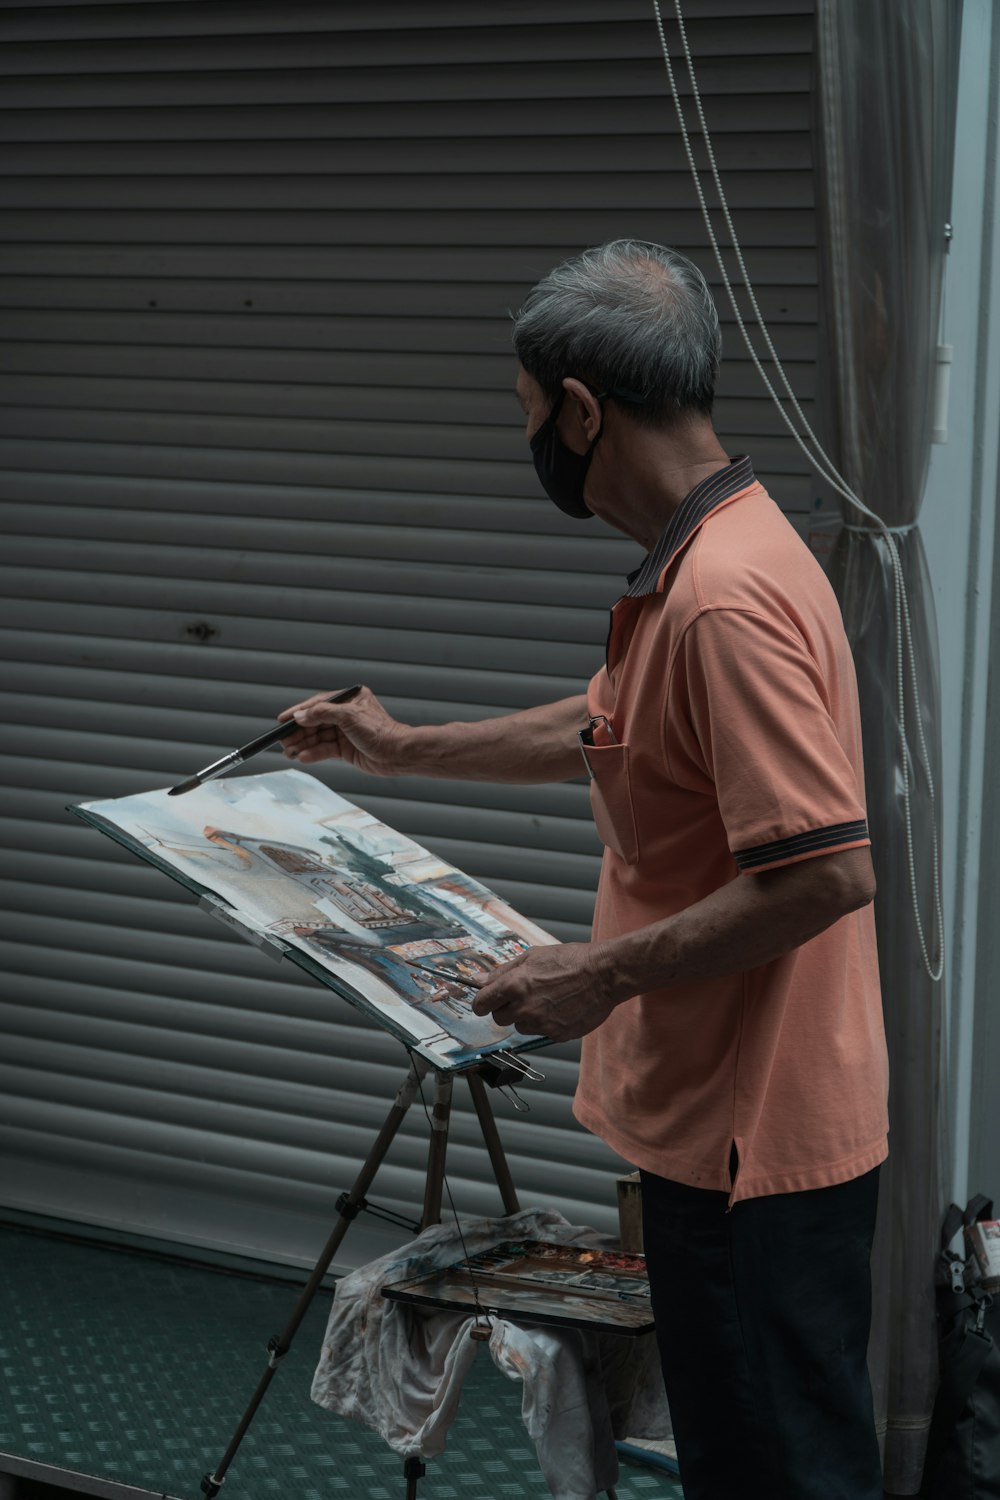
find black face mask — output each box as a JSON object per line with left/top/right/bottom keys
{"left": 529, "top": 389, "right": 604, "bottom": 520}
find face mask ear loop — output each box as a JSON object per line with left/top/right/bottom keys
{"left": 548, "top": 387, "right": 567, "bottom": 425}
{"left": 587, "top": 395, "right": 608, "bottom": 456}
{"left": 541, "top": 380, "right": 609, "bottom": 448}
{"left": 567, "top": 382, "right": 607, "bottom": 456}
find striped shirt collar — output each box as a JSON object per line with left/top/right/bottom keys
{"left": 624, "top": 455, "right": 756, "bottom": 598}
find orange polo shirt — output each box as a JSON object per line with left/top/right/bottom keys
{"left": 573, "top": 458, "right": 889, "bottom": 1203}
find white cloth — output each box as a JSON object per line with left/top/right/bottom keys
{"left": 310, "top": 1208, "right": 669, "bottom": 1500}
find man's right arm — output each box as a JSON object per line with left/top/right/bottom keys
{"left": 277, "top": 686, "right": 590, "bottom": 784}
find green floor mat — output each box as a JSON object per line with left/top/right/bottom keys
{"left": 0, "top": 1226, "right": 681, "bottom": 1499}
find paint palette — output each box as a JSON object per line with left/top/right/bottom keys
{"left": 381, "top": 1240, "right": 655, "bottom": 1335}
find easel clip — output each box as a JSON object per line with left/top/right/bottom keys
{"left": 198, "top": 894, "right": 286, "bottom": 962}
{"left": 477, "top": 1050, "right": 546, "bottom": 1099}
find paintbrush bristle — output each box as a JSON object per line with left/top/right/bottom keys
{"left": 168, "top": 775, "right": 202, "bottom": 797}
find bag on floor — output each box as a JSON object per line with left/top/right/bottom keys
{"left": 921, "top": 1195, "right": 1000, "bottom": 1498}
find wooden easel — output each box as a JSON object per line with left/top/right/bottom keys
{"left": 198, "top": 1055, "right": 621, "bottom": 1500}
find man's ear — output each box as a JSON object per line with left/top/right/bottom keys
{"left": 561, "top": 377, "right": 603, "bottom": 446}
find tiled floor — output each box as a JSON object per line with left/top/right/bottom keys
{"left": 0, "top": 1225, "right": 682, "bottom": 1500}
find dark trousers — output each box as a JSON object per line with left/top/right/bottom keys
{"left": 640, "top": 1164, "right": 883, "bottom": 1500}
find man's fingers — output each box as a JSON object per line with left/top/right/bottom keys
{"left": 472, "top": 983, "right": 510, "bottom": 1018}
{"left": 471, "top": 988, "right": 494, "bottom": 1017}
{"left": 277, "top": 693, "right": 325, "bottom": 723}
{"left": 291, "top": 700, "right": 357, "bottom": 728}
{"left": 477, "top": 993, "right": 525, "bottom": 1029}
{"left": 281, "top": 721, "right": 341, "bottom": 765}
{"left": 275, "top": 685, "right": 404, "bottom": 777}
{"left": 288, "top": 728, "right": 342, "bottom": 763}
{"left": 292, "top": 706, "right": 329, "bottom": 726}
{"left": 472, "top": 964, "right": 528, "bottom": 1017}
{"left": 280, "top": 726, "right": 322, "bottom": 752}
{"left": 277, "top": 688, "right": 354, "bottom": 724}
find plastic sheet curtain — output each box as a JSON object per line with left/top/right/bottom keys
{"left": 812, "top": 1, "right": 962, "bottom": 1492}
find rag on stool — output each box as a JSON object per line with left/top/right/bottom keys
{"left": 310, "top": 1207, "right": 669, "bottom": 1500}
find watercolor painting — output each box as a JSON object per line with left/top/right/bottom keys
{"left": 74, "top": 769, "right": 556, "bottom": 1070}
{"left": 381, "top": 1241, "right": 655, "bottom": 1335}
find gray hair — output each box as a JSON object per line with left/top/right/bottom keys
{"left": 511, "top": 239, "right": 722, "bottom": 426}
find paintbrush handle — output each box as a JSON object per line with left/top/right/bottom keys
{"left": 233, "top": 683, "right": 363, "bottom": 763}
{"left": 170, "top": 684, "right": 365, "bottom": 795}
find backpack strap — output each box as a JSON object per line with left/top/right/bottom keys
{"left": 964, "top": 1194, "right": 995, "bottom": 1227}
{"left": 939, "top": 1204, "right": 968, "bottom": 1292}
{"left": 941, "top": 1203, "right": 965, "bottom": 1248}
{"left": 937, "top": 1290, "right": 978, "bottom": 1318}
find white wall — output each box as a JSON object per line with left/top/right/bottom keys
{"left": 919, "top": 0, "right": 1000, "bottom": 1206}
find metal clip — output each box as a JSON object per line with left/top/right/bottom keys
{"left": 498, "top": 1083, "right": 530, "bottom": 1113}
{"left": 494, "top": 1048, "right": 546, "bottom": 1083}
{"left": 947, "top": 1251, "right": 966, "bottom": 1294}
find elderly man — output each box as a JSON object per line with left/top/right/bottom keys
{"left": 280, "top": 240, "right": 889, "bottom": 1500}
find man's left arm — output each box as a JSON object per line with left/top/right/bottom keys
{"left": 475, "top": 602, "right": 877, "bottom": 1040}
{"left": 472, "top": 843, "right": 875, "bottom": 1041}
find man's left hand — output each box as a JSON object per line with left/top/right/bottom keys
{"left": 471, "top": 943, "right": 621, "bottom": 1042}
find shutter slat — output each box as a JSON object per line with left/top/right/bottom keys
{"left": 0, "top": 570, "right": 611, "bottom": 645}
{"left": 0, "top": 170, "right": 816, "bottom": 212}
{"left": 0, "top": 338, "right": 820, "bottom": 383}
{"left": 0, "top": 750, "right": 596, "bottom": 821}
{"left": 0, "top": 605, "right": 600, "bottom": 676}
{"left": 0, "top": 436, "right": 815, "bottom": 490}
{"left": 1, "top": 209, "right": 814, "bottom": 249}
{"left": 0, "top": 651, "right": 589, "bottom": 723}
{"left": 0, "top": 2, "right": 812, "bottom": 42}
{"left": 0, "top": 132, "right": 815, "bottom": 175}
{"left": 0, "top": 537, "right": 627, "bottom": 610}
{"left": 0, "top": 242, "right": 819, "bottom": 284}
{"left": 0, "top": 18, "right": 811, "bottom": 69}
{"left": 0, "top": 275, "right": 818, "bottom": 321}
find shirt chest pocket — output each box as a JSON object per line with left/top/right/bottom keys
{"left": 581, "top": 740, "right": 640, "bottom": 866}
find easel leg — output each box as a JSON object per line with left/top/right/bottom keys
{"left": 466, "top": 1069, "right": 520, "bottom": 1215}
{"left": 421, "top": 1071, "right": 452, "bottom": 1227}
{"left": 403, "top": 1455, "right": 426, "bottom": 1498}
{"left": 200, "top": 1059, "right": 428, "bottom": 1498}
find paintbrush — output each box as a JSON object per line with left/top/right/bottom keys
{"left": 168, "top": 684, "right": 362, "bottom": 797}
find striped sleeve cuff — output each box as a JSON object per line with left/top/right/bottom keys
{"left": 734, "top": 819, "right": 870, "bottom": 872}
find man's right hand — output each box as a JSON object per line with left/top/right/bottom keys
{"left": 277, "top": 688, "right": 589, "bottom": 784}
{"left": 277, "top": 685, "right": 408, "bottom": 775}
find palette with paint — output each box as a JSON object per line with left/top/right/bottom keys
{"left": 381, "top": 1240, "right": 655, "bottom": 1335}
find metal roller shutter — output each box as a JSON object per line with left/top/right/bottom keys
{"left": 0, "top": 0, "right": 817, "bottom": 1268}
